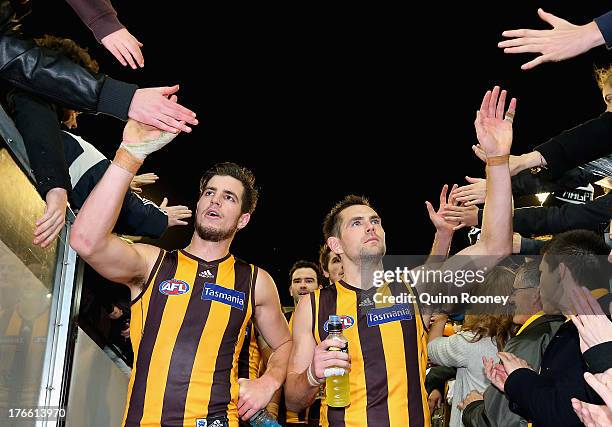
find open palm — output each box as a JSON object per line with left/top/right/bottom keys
{"left": 475, "top": 86, "right": 516, "bottom": 157}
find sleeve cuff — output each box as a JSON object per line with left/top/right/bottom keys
{"left": 504, "top": 368, "right": 539, "bottom": 402}
{"left": 583, "top": 342, "right": 612, "bottom": 374}
{"left": 90, "top": 14, "right": 125, "bottom": 43}
{"left": 97, "top": 77, "right": 138, "bottom": 121}
{"left": 594, "top": 11, "right": 612, "bottom": 49}
{"left": 461, "top": 400, "right": 484, "bottom": 427}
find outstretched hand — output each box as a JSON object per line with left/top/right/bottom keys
{"left": 474, "top": 86, "right": 516, "bottom": 157}
{"left": 498, "top": 8, "right": 605, "bottom": 70}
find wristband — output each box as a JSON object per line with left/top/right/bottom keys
{"left": 486, "top": 154, "right": 509, "bottom": 166}
{"left": 113, "top": 147, "right": 143, "bottom": 174}
{"left": 307, "top": 364, "right": 324, "bottom": 387}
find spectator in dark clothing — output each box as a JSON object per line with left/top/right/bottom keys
{"left": 488, "top": 230, "right": 610, "bottom": 427}
{"left": 5, "top": 36, "right": 192, "bottom": 246}
{"left": 0, "top": 1, "right": 197, "bottom": 133}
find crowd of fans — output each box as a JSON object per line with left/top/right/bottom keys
{"left": 0, "top": 2, "right": 611, "bottom": 427}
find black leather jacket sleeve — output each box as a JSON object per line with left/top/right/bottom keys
{"left": 0, "top": 34, "right": 137, "bottom": 119}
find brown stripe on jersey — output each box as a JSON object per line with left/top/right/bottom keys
{"left": 356, "top": 289, "right": 391, "bottom": 427}
{"left": 207, "top": 260, "right": 252, "bottom": 417}
{"left": 237, "top": 321, "right": 254, "bottom": 379}
{"left": 125, "top": 250, "right": 178, "bottom": 426}
{"left": 316, "top": 285, "right": 337, "bottom": 342}
{"left": 160, "top": 262, "right": 216, "bottom": 426}
{"left": 393, "top": 282, "right": 425, "bottom": 427}
{"left": 310, "top": 291, "right": 318, "bottom": 340}
{"left": 319, "top": 286, "right": 346, "bottom": 427}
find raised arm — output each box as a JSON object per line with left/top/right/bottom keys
{"left": 70, "top": 120, "right": 178, "bottom": 297}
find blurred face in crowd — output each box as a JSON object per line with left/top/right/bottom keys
{"left": 510, "top": 278, "right": 540, "bottom": 325}
{"left": 538, "top": 256, "right": 578, "bottom": 314}
{"left": 325, "top": 253, "right": 344, "bottom": 283}
{"left": 603, "top": 83, "right": 612, "bottom": 112}
{"left": 290, "top": 267, "right": 320, "bottom": 305}
{"left": 329, "top": 205, "right": 386, "bottom": 266}
{"left": 195, "top": 175, "right": 250, "bottom": 242}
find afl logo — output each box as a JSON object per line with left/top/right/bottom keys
{"left": 324, "top": 315, "right": 355, "bottom": 332}
{"left": 159, "top": 279, "right": 190, "bottom": 296}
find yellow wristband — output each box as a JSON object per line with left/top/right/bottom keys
{"left": 113, "top": 147, "right": 143, "bottom": 175}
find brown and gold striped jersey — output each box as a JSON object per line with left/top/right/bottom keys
{"left": 310, "top": 280, "right": 430, "bottom": 427}
{"left": 237, "top": 320, "right": 261, "bottom": 380}
{"left": 123, "top": 249, "right": 257, "bottom": 427}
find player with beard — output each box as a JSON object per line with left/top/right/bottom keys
{"left": 70, "top": 121, "right": 291, "bottom": 427}
{"left": 285, "top": 86, "right": 517, "bottom": 426}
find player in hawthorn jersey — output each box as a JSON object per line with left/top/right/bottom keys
{"left": 285, "top": 86, "right": 517, "bottom": 427}
{"left": 71, "top": 121, "right": 292, "bottom": 427}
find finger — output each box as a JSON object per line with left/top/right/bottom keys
{"left": 449, "top": 184, "right": 459, "bottom": 205}
{"left": 521, "top": 54, "right": 550, "bottom": 71}
{"left": 173, "top": 220, "right": 189, "bottom": 226}
{"left": 452, "top": 223, "right": 467, "bottom": 231}
{"left": 125, "top": 40, "right": 144, "bottom": 67}
{"left": 41, "top": 220, "right": 65, "bottom": 248}
{"left": 480, "top": 91, "right": 491, "bottom": 116}
{"left": 157, "top": 112, "right": 192, "bottom": 133}
{"left": 496, "top": 89, "right": 507, "bottom": 120}
{"left": 35, "top": 206, "right": 55, "bottom": 227}
{"left": 318, "top": 349, "right": 350, "bottom": 362}
{"left": 174, "top": 212, "right": 192, "bottom": 219}
{"left": 465, "top": 176, "right": 481, "bottom": 184}
{"left": 108, "top": 44, "right": 127, "bottom": 66}
{"left": 34, "top": 209, "right": 61, "bottom": 238}
{"left": 501, "top": 29, "right": 548, "bottom": 39}
{"left": 160, "top": 197, "right": 168, "bottom": 209}
{"left": 439, "top": 184, "right": 449, "bottom": 207}
{"left": 503, "top": 44, "right": 547, "bottom": 55}
{"left": 464, "top": 200, "right": 483, "bottom": 207}
{"left": 36, "top": 215, "right": 64, "bottom": 245}
{"left": 498, "top": 37, "right": 543, "bottom": 49}
{"left": 537, "top": 8, "right": 567, "bottom": 28}
{"left": 161, "top": 102, "right": 198, "bottom": 126}
{"left": 117, "top": 42, "right": 137, "bottom": 69}
{"left": 425, "top": 201, "right": 436, "bottom": 218}
{"left": 153, "top": 84, "right": 180, "bottom": 96}
{"left": 582, "top": 286, "right": 605, "bottom": 315}
{"left": 506, "top": 98, "right": 517, "bottom": 118}
{"left": 488, "top": 86, "right": 500, "bottom": 119}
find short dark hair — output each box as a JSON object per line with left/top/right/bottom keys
{"left": 515, "top": 261, "right": 541, "bottom": 289}
{"left": 289, "top": 260, "right": 323, "bottom": 286}
{"left": 199, "top": 162, "right": 258, "bottom": 214}
{"left": 35, "top": 35, "right": 99, "bottom": 74}
{"left": 322, "top": 195, "right": 371, "bottom": 240}
{"left": 319, "top": 243, "right": 333, "bottom": 273}
{"left": 543, "top": 230, "right": 610, "bottom": 290}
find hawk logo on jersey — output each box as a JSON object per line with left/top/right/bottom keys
{"left": 324, "top": 315, "right": 355, "bottom": 332}
{"left": 196, "top": 419, "right": 207, "bottom": 427}
{"left": 159, "top": 279, "right": 190, "bottom": 296}
{"left": 367, "top": 304, "right": 413, "bottom": 327}
{"left": 202, "top": 283, "right": 245, "bottom": 310}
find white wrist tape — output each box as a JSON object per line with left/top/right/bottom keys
{"left": 120, "top": 130, "right": 177, "bottom": 161}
